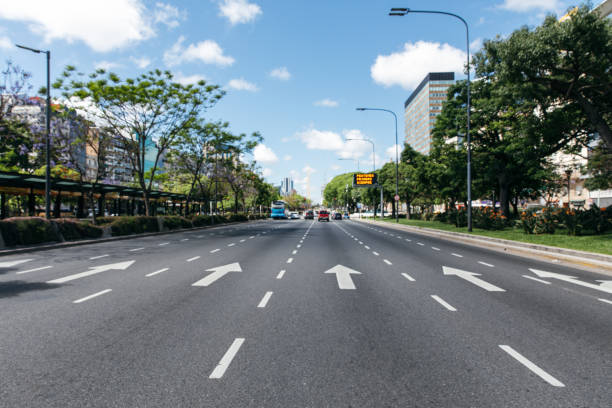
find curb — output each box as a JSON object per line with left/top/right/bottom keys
{"left": 0, "top": 219, "right": 269, "bottom": 257}
{"left": 354, "top": 218, "right": 612, "bottom": 274}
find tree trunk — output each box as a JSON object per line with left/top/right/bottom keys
{"left": 406, "top": 200, "right": 411, "bottom": 219}
{"left": 511, "top": 196, "right": 518, "bottom": 216}
{"left": 142, "top": 190, "right": 150, "bottom": 216}
{"left": 498, "top": 175, "right": 511, "bottom": 218}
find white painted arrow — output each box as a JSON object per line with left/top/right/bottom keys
{"left": 47, "top": 260, "right": 135, "bottom": 284}
{"left": 443, "top": 266, "right": 506, "bottom": 292}
{"left": 530, "top": 269, "right": 612, "bottom": 294}
{"left": 0, "top": 259, "right": 33, "bottom": 268}
{"left": 192, "top": 262, "right": 242, "bottom": 287}
{"left": 325, "top": 264, "right": 362, "bottom": 290}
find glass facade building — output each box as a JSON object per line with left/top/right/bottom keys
{"left": 404, "top": 72, "right": 455, "bottom": 155}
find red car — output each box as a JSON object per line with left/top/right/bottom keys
{"left": 318, "top": 210, "right": 330, "bottom": 222}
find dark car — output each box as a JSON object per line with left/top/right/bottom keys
{"left": 304, "top": 210, "right": 314, "bottom": 220}
{"left": 318, "top": 210, "right": 330, "bottom": 222}
{"left": 333, "top": 212, "right": 342, "bottom": 220}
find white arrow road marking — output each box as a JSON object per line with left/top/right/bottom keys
{"left": 16, "top": 265, "right": 53, "bottom": 275}
{"left": 529, "top": 269, "right": 612, "bottom": 294}
{"left": 325, "top": 265, "right": 362, "bottom": 290}
{"left": 499, "top": 345, "right": 564, "bottom": 387}
{"left": 209, "top": 338, "right": 245, "bottom": 379}
{"left": 257, "top": 291, "right": 273, "bottom": 308}
{"left": 431, "top": 295, "right": 456, "bottom": 311}
{"left": 0, "top": 259, "right": 32, "bottom": 268}
{"left": 73, "top": 289, "right": 112, "bottom": 304}
{"left": 443, "top": 266, "right": 506, "bottom": 292}
{"left": 48, "top": 261, "right": 135, "bottom": 284}
{"left": 192, "top": 263, "right": 242, "bottom": 287}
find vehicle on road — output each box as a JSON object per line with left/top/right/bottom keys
{"left": 271, "top": 200, "right": 289, "bottom": 219}
{"left": 333, "top": 212, "right": 342, "bottom": 220}
{"left": 343, "top": 212, "right": 350, "bottom": 219}
{"left": 290, "top": 212, "right": 300, "bottom": 219}
{"left": 318, "top": 210, "right": 330, "bottom": 222}
{"left": 304, "top": 210, "right": 314, "bottom": 220}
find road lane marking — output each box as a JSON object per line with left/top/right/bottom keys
{"left": 523, "top": 275, "right": 551, "bottom": 285}
{"left": 451, "top": 253, "right": 463, "bottom": 258}
{"left": 257, "top": 291, "right": 273, "bottom": 308}
{"left": 73, "top": 289, "right": 112, "bottom": 304}
{"left": 432, "top": 247, "right": 440, "bottom": 251}
{"left": 196, "top": 235, "right": 204, "bottom": 238}
{"left": 405, "top": 239, "right": 412, "bottom": 242}
{"left": 402, "top": 273, "right": 415, "bottom": 282}
{"left": 384, "top": 259, "right": 392, "bottom": 265}
{"left": 209, "top": 338, "right": 245, "bottom": 379}
{"left": 359, "top": 241, "right": 363, "bottom": 244}
{"left": 210, "top": 249, "right": 220, "bottom": 253}
{"left": 187, "top": 256, "right": 201, "bottom": 262}
{"left": 417, "top": 242, "right": 424, "bottom": 246}
{"left": 598, "top": 298, "right": 612, "bottom": 305}
{"left": 364, "top": 245, "right": 370, "bottom": 249}
{"left": 499, "top": 345, "right": 565, "bottom": 387}
{"left": 159, "top": 242, "right": 169, "bottom": 246}
{"left": 431, "top": 295, "right": 457, "bottom": 311}
{"left": 287, "top": 258, "right": 293, "bottom": 263}
{"left": 0, "top": 259, "right": 33, "bottom": 268}
{"left": 249, "top": 236, "right": 255, "bottom": 239}
{"left": 228, "top": 243, "right": 235, "bottom": 247}
{"left": 181, "top": 238, "right": 189, "bottom": 241}
{"left": 276, "top": 270, "right": 285, "bottom": 279}
{"left": 240, "top": 239, "right": 245, "bottom": 242}
{"left": 478, "top": 261, "right": 494, "bottom": 267}
{"left": 372, "top": 251, "right": 379, "bottom": 256}
{"left": 48, "top": 261, "right": 135, "bottom": 284}
{"left": 130, "top": 247, "right": 145, "bottom": 252}
{"left": 297, "top": 244, "right": 301, "bottom": 248}
{"left": 146, "top": 268, "right": 169, "bottom": 277}
{"left": 89, "top": 254, "right": 109, "bottom": 260}
{"left": 16, "top": 265, "right": 53, "bottom": 275}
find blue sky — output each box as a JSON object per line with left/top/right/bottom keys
{"left": 0, "top": 0, "right": 577, "bottom": 203}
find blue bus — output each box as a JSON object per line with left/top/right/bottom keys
{"left": 271, "top": 200, "right": 289, "bottom": 219}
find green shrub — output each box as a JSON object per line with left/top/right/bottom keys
{"left": 55, "top": 219, "right": 104, "bottom": 240}
{"left": 577, "top": 205, "right": 610, "bottom": 235}
{"left": 162, "top": 216, "right": 192, "bottom": 230}
{"left": 0, "top": 220, "right": 19, "bottom": 246}
{"left": 0, "top": 217, "right": 60, "bottom": 246}
{"left": 213, "top": 215, "right": 229, "bottom": 224}
{"left": 228, "top": 214, "right": 248, "bottom": 222}
{"left": 110, "top": 216, "right": 159, "bottom": 236}
{"left": 192, "top": 215, "right": 212, "bottom": 227}
{"left": 94, "top": 216, "right": 116, "bottom": 225}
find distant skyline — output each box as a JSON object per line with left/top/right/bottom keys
{"left": 0, "top": 0, "right": 578, "bottom": 203}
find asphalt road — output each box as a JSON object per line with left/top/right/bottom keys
{"left": 0, "top": 218, "right": 610, "bottom": 407}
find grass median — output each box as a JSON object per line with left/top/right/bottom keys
{"left": 366, "top": 217, "right": 612, "bottom": 256}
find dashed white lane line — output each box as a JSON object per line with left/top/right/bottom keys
{"left": 146, "top": 268, "right": 169, "bottom": 277}
{"left": 240, "top": 239, "right": 245, "bottom": 243}
{"left": 257, "top": 291, "right": 273, "bottom": 308}
{"left": 383, "top": 259, "right": 392, "bottom": 265}
{"left": 372, "top": 251, "right": 379, "bottom": 256}
{"left": 523, "top": 275, "right": 551, "bottom": 285}
{"left": 297, "top": 244, "right": 301, "bottom": 248}
{"left": 287, "top": 258, "right": 293, "bottom": 264}
{"left": 276, "top": 270, "right": 286, "bottom": 279}
{"left": 417, "top": 242, "right": 425, "bottom": 246}
{"left": 359, "top": 241, "right": 363, "bottom": 245}
{"left": 187, "top": 256, "right": 201, "bottom": 262}
{"left": 597, "top": 298, "right": 612, "bottom": 305}
{"left": 401, "top": 273, "right": 415, "bottom": 282}
{"left": 364, "top": 245, "right": 371, "bottom": 250}
{"left": 73, "top": 289, "right": 112, "bottom": 304}
{"left": 209, "top": 338, "right": 245, "bottom": 379}
{"left": 181, "top": 238, "right": 189, "bottom": 242}
{"left": 432, "top": 247, "right": 440, "bottom": 251}
{"left": 499, "top": 345, "right": 565, "bottom": 387}
{"left": 228, "top": 243, "right": 235, "bottom": 247}
{"left": 210, "top": 249, "right": 220, "bottom": 253}
{"left": 451, "top": 253, "right": 463, "bottom": 258}
{"left": 431, "top": 295, "right": 457, "bottom": 311}
{"left": 478, "top": 261, "right": 495, "bottom": 267}
{"left": 89, "top": 254, "right": 109, "bottom": 260}
{"left": 16, "top": 265, "right": 53, "bottom": 275}
{"left": 405, "top": 238, "right": 412, "bottom": 242}
{"left": 196, "top": 235, "right": 204, "bottom": 238}
{"left": 292, "top": 250, "right": 298, "bottom": 255}
{"left": 159, "top": 242, "right": 169, "bottom": 246}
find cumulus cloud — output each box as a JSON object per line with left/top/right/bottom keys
{"left": 228, "top": 78, "right": 258, "bottom": 92}
{"left": 269, "top": 66, "right": 291, "bottom": 81}
{"left": 262, "top": 168, "right": 273, "bottom": 177}
{"left": 94, "top": 61, "right": 121, "bottom": 70}
{"left": 371, "top": 41, "right": 466, "bottom": 90}
{"left": 385, "top": 144, "right": 404, "bottom": 162}
{"left": 331, "top": 164, "right": 340, "bottom": 171}
{"left": 253, "top": 144, "right": 278, "bottom": 163}
{"left": 283, "top": 155, "right": 292, "bottom": 161}
{"left": 130, "top": 56, "right": 151, "bottom": 68}
{"left": 498, "top": 0, "right": 561, "bottom": 12}
{"left": 297, "top": 129, "right": 344, "bottom": 150}
{"left": 0, "top": 35, "right": 12, "bottom": 50}
{"left": 314, "top": 98, "right": 339, "bottom": 108}
{"left": 154, "top": 2, "right": 184, "bottom": 28}
{"left": 219, "top": 0, "right": 262, "bottom": 25}
{"left": 164, "top": 36, "right": 235, "bottom": 67}
{"left": 0, "top": 1, "right": 154, "bottom": 52}
{"left": 174, "top": 72, "right": 206, "bottom": 85}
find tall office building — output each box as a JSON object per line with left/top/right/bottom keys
{"left": 280, "top": 177, "right": 295, "bottom": 197}
{"left": 404, "top": 72, "right": 455, "bottom": 154}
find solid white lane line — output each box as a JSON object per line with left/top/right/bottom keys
{"left": 417, "top": 242, "right": 424, "bottom": 246}
{"left": 159, "top": 242, "right": 169, "bottom": 246}
{"left": 431, "top": 295, "right": 457, "bottom": 311}
{"left": 384, "top": 259, "right": 392, "bottom": 265}
{"left": 402, "top": 273, "right": 415, "bottom": 282}
{"left": 130, "top": 247, "right": 145, "bottom": 252}
{"left": 287, "top": 258, "right": 293, "bottom": 263}
{"left": 478, "top": 261, "right": 495, "bottom": 267}
{"left": 292, "top": 250, "right": 297, "bottom": 255}
{"left": 240, "top": 239, "right": 245, "bottom": 242}
{"left": 89, "top": 254, "right": 109, "bottom": 260}
{"left": 73, "top": 289, "right": 112, "bottom": 304}
{"left": 276, "top": 270, "right": 285, "bottom": 279}
{"left": 432, "top": 247, "right": 440, "bottom": 251}
{"left": 499, "top": 345, "right": 565, "bottom": 387}
{"left": 372, "top": 251, "right": 379, "bottom": 256}
{"left": 209, "top": 338, "right": 245, "bottom": 379}
{"left": 523, "top": 275, "right": 551, "bottom": 285}
{"left": 364, "top": 245, "right": 370, "bottom": 250}
{"left": 146, "top": 268, "right": 169, "bottom": 277}
{"left": 228, "top": 243, "right": 235, "bottom": 247}
{"left": 16, "top": 265, "right": 53, "bottom": 275}
{"left": 187, "top": 256, "right": 201, "bottom": 262}
{"left": 257, "top": 291, "right": 273, "bottom": 308}
{"left": 210, "top": 249, "right": 220, "bottom": 253}
{"left": 598, "top": 298, "right": 612, "bottom": 305}
{"left": 181, "top": 238, "right": 189, "bottom": 241}
{"left": 451, "top": 253, "right": 463, "bottom": 258}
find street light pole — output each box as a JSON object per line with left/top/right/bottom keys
{"left": 389, "top": 7, "right": 472, "bottom": 231}
{"left": 356, "top": 107, "right": 399, "bottom": 223}
{"left": 16, "top": 44, "right": 51, "bottom": 219}
{"left": 346, "top": 137, "right": 380, "bottom": 218}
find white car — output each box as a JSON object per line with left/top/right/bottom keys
{"left": 290, "top": 212, "right": 300, "bottom": 219}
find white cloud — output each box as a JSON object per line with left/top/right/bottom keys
{"left": 154, "top": 2, "right": 184, "bottom": 28}
{"left": 302, "top": 165, "right": 316, "bottom": 175}
{"left": 371, "top": 41, "right": 466, "bottom": 90}
{"left": 228, "top": 78, "right": 258, "bottom": 92}
{"left": 94, "top": 61, "right": 121, "bottom": 70}
{"left": 130, "top": 56, "right": 151, "bottom": 69}
{"left": 283, "top": 155, "right": 292, "bottom": 161}
{"left": 174, "top": 72, "right": 206, "bottom": 85}
{"left": 297, "top": 129, "right": 344, "bottom": 150}
{"left": 164, "top": 36, "right": 235, "bottom": 67}
{"left": 470, "top": 38, "right": 483, "bottom": 52}
{"left": 331, "top": 164, "right": 341, "bottom": 171}
{"left": 339, "top": 129, "right": 373, "bottom": 161}
{"left": 0, "top": 35, "right": 12, "bottom": 50}
{"left": 314, "top": 98, "right": 339, "bottom": 108}
{"left": 0, "top": 1, "right": 154, "bottom": 52}
{"left": 498, "top": 0, "right": 561, "bottom": 12}
{"left": 262, "top": 167, "right": 273, "bottom": 177}
{"left": 219, "top": 0, "right": 262, "bottom": 25}
{"left": 270, "top": 66, "right": 291, "bottom": 81}
{"left": 385, "top": 144, "right": 404, "bottom": 162}
{"left": 253, "top": 144, "right": 278, "bottom": 163}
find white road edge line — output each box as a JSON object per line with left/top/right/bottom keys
{"left": 209, "top": 338, "right": 245, "bottom": 379}
{"left": 431, "top": 295, "right": 457, "bottom": 311}
{"left": 187, "top": 256, "right": 201, "bottom": 262}
{"left": 384, "top": 259, "right": 392, "bottom": 265}
{"left": 130, "top": 247, "right": 145, "bottom": 252}
{"left": 522, "top": 275, "right": 551, "bottom": 285}
{"left": 598, "top": 298, "right": 612, "bottom": 305}
{"left": 16, "top": 265, "right": 53, "bottom": 275}
{"left": 146, "top": 268, "right": 169, "bottom": 277}
{"left": 276, "top": 270, "right": 286, "bottom": 279}
{"left": 499, "top": 345, "right": 565, "bottom": 387}
{"left": 89, "top": 254, "right": 109, "bottom": 260}
{"left": 402, "top": 273, "right": 415, "bottom": 282}
{"left": 73, "top": 289, "right": 112, "bottom": 304}
{"left": 478, "top": 261, "right": 495, "bottom": 267}
{"left": 257, "top": 291, "right": 273, "bottom": 308}
{"left": 451, "top": 253, "right": 463, "bottom": 258}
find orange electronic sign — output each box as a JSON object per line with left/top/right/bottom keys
{"left": 353, "top": 173, "right": 378, "bottom": 187}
